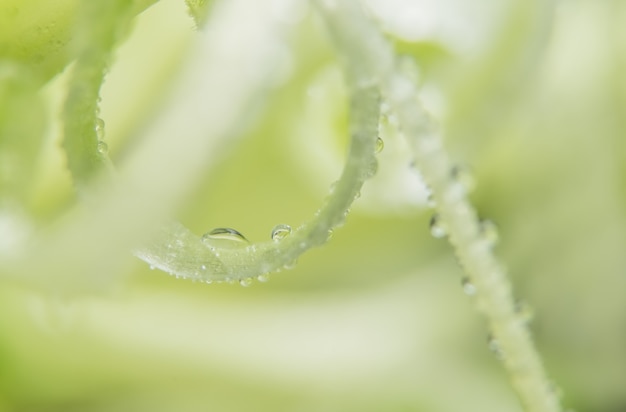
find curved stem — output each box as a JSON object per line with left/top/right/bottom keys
{"left": 314, "top": 1, "right": 562, "bottom": 411}
{"left": 135, "top": 84, "right": 380, "bottom": 283}
{"left": 57, "top": 0, "right": 380, "bottom": 283}
{"left": 62, "top": 0, "right": 144, "bottom": 186}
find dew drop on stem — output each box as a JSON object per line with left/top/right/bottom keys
{"left": 426, "top": 193, "right": 436, "bottom": 208}
{"left": 429, "top": 214, "right": 447, "bottom": 238}
{"left": 451, "top": 165, "right": 475, "bottom": 193}
{"left": 479, "top": 219, "right": 499, "bottom": 247}
{"left": 257, "top": 273, "right": 270, "bottom": 283}
{"left": 271, "top": 224, "right": 292, "bottom": 241}
{"left": 375, "top": 137, "right": 384, "bottom": 154}
{"left": 95, "top": 118, "right": 105, "bottom": 140}
{"left": 202, "top": 227, "right": 248, "bottom": 243}
{"left": 487, "top": 333, "right": 504, "bottom": 360}
{"left": 239, "top": 278, "right": 252, "bottom": 287}
{"left": 515, "top": 300, "right": 535, "bottom": 324}
{"left": 202, "top": 227, "right": 248, "bottom": 248}
{"left": 364, "top": 158, "right": 378, "bottom": 179}
{"left": 97, "top": 141, "right": 109, "bottom": 155}
{"left": 461, "top": 277, "right": 476, "bottom": 296}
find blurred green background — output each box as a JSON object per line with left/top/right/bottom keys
{"left": 0, "top": 0, "right": 625, "bottom": 411}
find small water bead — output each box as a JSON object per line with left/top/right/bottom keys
{"left": 239, "top": 278, "right": 252, "bottom": 287}
{"left": 461, "top": 277, "right": 476, "bottom": 296}
{"left": 514, "top": 300, "right": 535, "bottom": 324}
{"left": 329, "top": 181, "right": 338, "bottom": 193}
{"left": 487, "top": 333, "right": 505, "bottom": 360}
{"left": 364, "top": 158, "right": 378, "bottom": 179}
{"left": 201, "top": 227, "right": 248, "bottom": 246}
{"left": 271, "top": 224, "right": 292, "bottom": 242}
{"left": 375, "top": 137, "right": 384, "bottom": 154}
{"left": 429, "top": 214, "right": 448, "bottom": 238}
{"left": 284, "top": 260, "right": 297, "bottom": 270}
{"left": 426, "top": 193, "right": 436, "bottom": 208}
{"left": 451, "top": 165, "right": 476, "bottom": 193}
{"left": 479, "top": 219, "right": 499, "bottom": 246}
{"left": 94, "top": 118, "right": 105, "bottom": 140}
{"left": 257, "top": 273, "right": 270, "bottom": 283}
{"left": 97, "top": 141, "right": 109, "bottom": 155}
{"left": 327, "top": 229, "right": 334, "bottom": 240}
{"left": 201, "top": 264, "right": 207, "bottom": 271}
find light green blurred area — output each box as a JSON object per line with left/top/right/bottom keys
{"left": 0, "top": 0, "right": 625, "bottom": 411}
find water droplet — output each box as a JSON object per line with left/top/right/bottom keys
{"left": 487, "top": 333, "right": 504, "bottom": 360}
{"left": 149, "top": 265, "right": 155, "bottom": 270}
{"left": 257, "top": 273, "right": 270, "bottom": 283}
{"left": 451, "top": 165, "right": 475, "bottom": 193}
{"left": 426, "top": 193, "right": 436, "bottom": 208}
{"left": 375, "top": 137, "right": 384, "bottom": 154}
{"left": 461, "top": 277, "right": 476, "bottom": 296}
{"left": 97, "top": 141, "right": 108, "bottom": 155}
{"left": 271, "top": 224, "right": 292, "bottom": 242}
{"left": 201, "top": 227, "right": 248, "bottom": 248}
{"left": 479, "top": 219, "right": 499, "bottom": 246}
{"left": 329, "top": 181, "right": 338, "bottom": 193}
{"left": 94, "top": 118, "right": 105, "bottom": 140}
{"left": 239, "top": 278, "right": 252, "bottom": 287}
{"left": 429, "top": 214, "right": 447, "bottom": 238}
{"left": 515, "top": 300, "right": 534, "bottom": 324}
{"left": 327, "top": 229, "right": 334, "bottom": 240}
{"left": 284, "top": 260, "right": 297, "bottom": 270}
{"left": 201, "top": 264, "right": 207, "bottom": 271}
{"left": 364, "top": 158, "right": 378, "bottom": 179}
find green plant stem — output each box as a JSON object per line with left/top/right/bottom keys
{"left": 2, "top": 0, "right": 377, "bottom": 292}
{"left": 135, "top": 85, "right": 380, "bottom": 283}
{"left": 314, "top": 1, "right": 562, "bottom": 411}
{"left": 62, "top": 0, "right": 139, "bottom": 186}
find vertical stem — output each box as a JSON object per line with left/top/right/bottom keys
{"left": 315, "top": 1, "right": 562, "bottom": 411}
{"left": 62, "top": 0, "right": 157, "bottom": 187}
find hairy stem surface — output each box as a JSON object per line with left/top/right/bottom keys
{"left": 135, "top": 85, "right": 380, "bottom": 284}
{"left": 314, "top": 1, "right": 562, "bottom": 411}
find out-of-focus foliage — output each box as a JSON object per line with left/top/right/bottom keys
{"left": 0, "top": 0, "right": 624, "bottom": 411}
